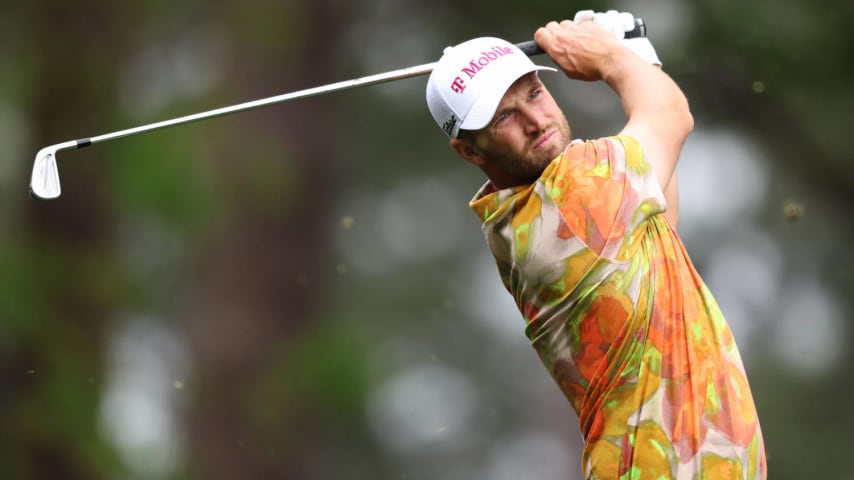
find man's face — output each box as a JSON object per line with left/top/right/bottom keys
{"left": 467, "top": 73, "right": 571, "bottom": 185}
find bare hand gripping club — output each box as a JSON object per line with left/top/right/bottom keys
{"left": 29, "top": 18, "right": 645, "bottom": 200}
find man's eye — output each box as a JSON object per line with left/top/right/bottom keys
{"left": 494, "top": 112, "right": 510, "bottom": 124}
{"left": 529, "top": 90, "right": 541, "bottom": 100}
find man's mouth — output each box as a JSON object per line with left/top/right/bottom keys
{"left": 532, "top": 130, "right": 555, "bottom": 150}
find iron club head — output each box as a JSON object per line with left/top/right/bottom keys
{"left": 29, "top": 141, "right": 76, "bottom": 200}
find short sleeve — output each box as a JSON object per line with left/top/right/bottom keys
{"left": 542, "top": 135, "right": 666, "bottom": 257}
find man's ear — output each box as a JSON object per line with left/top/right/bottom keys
{"left": 450, "top": 138, "right": 486, "bottom": 167}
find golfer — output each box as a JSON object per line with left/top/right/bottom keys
{"left": 426, "top": 12, "right": 767, "bottom": 479}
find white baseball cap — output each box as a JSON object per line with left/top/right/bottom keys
{"left": 426, "top": 37, "right": 556, "bottom": 138}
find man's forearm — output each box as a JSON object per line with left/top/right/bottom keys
{"left": 606, "top": 48, "right": 693, "bottom": 191}
{"left": 605, "top": 49, "right": 692, "bottom": 141}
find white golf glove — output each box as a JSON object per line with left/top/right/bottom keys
{"left": 573, "top": 9, "right": 662, "bottom": 66}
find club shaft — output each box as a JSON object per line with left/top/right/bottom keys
{"left": 65, "top": 19, "right": 646, "bottom": 152}
{"left": 77, "top": 61, "right": 436, "bottom": 149}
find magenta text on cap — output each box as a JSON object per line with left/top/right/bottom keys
{"left": 449, "top": 45, "right": 515, "bottom": 93}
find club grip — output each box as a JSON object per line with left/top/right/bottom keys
{"left": 515, "top": 17, "right": 646, "bottom": 57}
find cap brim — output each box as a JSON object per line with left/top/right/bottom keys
{"left": 459, "top": 65, "right": 557, "bottom": 132}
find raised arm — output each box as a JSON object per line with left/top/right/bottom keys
{"left": 534, "top": 19, "right": 693, "bottom": 193}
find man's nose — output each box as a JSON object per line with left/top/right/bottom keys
{"left": 520, "top": 106, "right": 546, "bottom": 134}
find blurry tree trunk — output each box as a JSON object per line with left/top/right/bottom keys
{"left": 14, "top": 1, "right": 126, "bottom": 479}
{"left": 184, "top": 2, "right": 347, "bottom": 478}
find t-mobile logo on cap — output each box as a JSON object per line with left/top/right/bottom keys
{"left": 450, "top": 45, "right": 515, "bottom": 93}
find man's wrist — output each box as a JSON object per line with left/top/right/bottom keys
{"left": 601, "top": 47, "right": 647, "bottom": 86}
{"left": 622, "top": 37, "right": 662, "bottom": 66}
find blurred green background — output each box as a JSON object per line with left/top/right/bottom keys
{"left": 2, "top": 0, "right": 852, "bottom": 478}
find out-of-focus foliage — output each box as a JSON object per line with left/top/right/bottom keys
{"left": 1, "top": 0, "right": 851, "bottom": 479}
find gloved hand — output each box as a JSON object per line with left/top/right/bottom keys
{"left": 573, "top": 9, "right": 634, "bottom": 38}
{"left": 573, "top": 9, "right": 662, "bottom": 66}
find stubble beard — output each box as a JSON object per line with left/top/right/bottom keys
{"left": 485, "top": 119, "right": 571, "bottom": 184}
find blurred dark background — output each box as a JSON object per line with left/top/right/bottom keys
{"left": 2, "top": 0, "right": 851, "bottom": 478}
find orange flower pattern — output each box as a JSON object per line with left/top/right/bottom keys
{"left": 469, "top": 136, "right": 766, "bottom": 479}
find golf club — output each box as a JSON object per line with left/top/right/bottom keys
{"left": 29, "top": 18, "right": 645, "bottom": 200}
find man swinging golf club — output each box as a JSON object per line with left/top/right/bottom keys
{"left": 426, "top": 10, "right": 767, "bottom": 479}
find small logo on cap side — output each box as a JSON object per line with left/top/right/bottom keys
{"left": 442, "top": 113, "right": 458, "bottom": 136}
